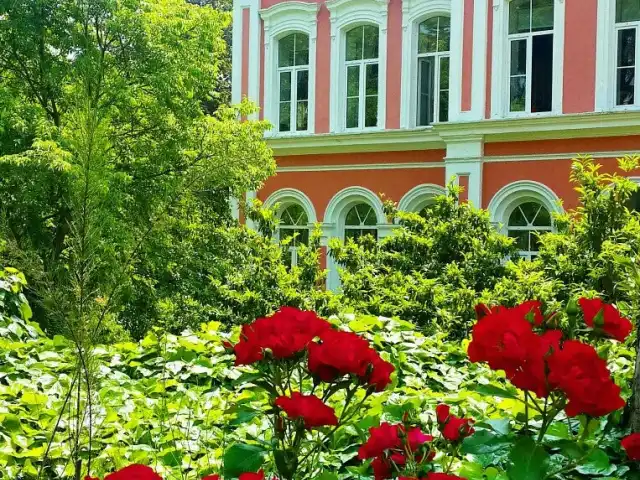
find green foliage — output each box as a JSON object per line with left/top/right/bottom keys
{"left": 0, "top": 0, "right": 275, "bottom": 337}
{"left": 330, "top": 186, "right": 516, "bottom": 338}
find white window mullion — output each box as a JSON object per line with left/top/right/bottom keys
{"left": 291, "top": 67, "right": 297, "bottom": 131}
{"left": 359, "top": 61, "right": 366, "bottom": 129}
{"left": 434, "top": 54, "right": 441, "bottom": 123}
{"left": 636, "top": 25, "right": 640, "bottom": 106}
{"left": 526, "top": 36, "right": 533, "bottom": 114}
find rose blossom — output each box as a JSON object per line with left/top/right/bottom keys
{"left": 232, "top": 307, "right": 331, "bottom": 365}
{"left": 579, "top": 297, "right": 632, "bottom": 342}
{"left": 547, "top": 340, "right": 625, "bottom": 417}
{"left": 274, "top": 392, "right": 338, "bottom": 429}
{"left": 621, "top": 432, "right": 640, "bottom": 460}
{"left": 358, "top": 422, "right": 403, "bottom": 459}
{"left": 104, "top": 465, "right": 162, "bottom": 480}
{"left": 435, "top": 404, "right": 474, "bottom": 442}
{"left": 201, "top": 476, "right": 220, "bottom": 480}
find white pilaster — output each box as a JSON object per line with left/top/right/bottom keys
{"left": 443, "top": 135, "right": 484, "bottom": 207}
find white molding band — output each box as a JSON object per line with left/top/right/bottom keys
{"left": 487, "top": 180, "right": 563, "bottom": 231}
{"left": 399, "top": 0, "right": 451, "bottom": 129}
{"left": 262, "top": 187, "right": 318, "bottom": 223}
{"left": 327, "top": 0, "right": 390, "bottom": 133}
{"left": 398, "top": 184, "right": 447, "bottom": 212}
{"left": 260, "top": 2, "right": 320, "bottom": 136}
{"left": 277, "top": 161, "right": 444, "bottom": 172}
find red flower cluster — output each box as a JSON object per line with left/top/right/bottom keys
{"left": 85, "top": 465, "right": 162, "bottom": 480}
{"left": 358, "top": 422, "right": 434, "bottom": 480}
{"left": 579, "top": 298, "right": 632, "bottom": 342}
{"left": 468, "top": 301, "right": 561, "bottom": 397}
{"left": 547, "top": 340, "right": 625, "bottom": 417}
{"left": 232, "top": 307, "right": 331, "bottom": 365}
{"left": 435, "top": 405, "right": 475, "bottom": 442}
{"left": 275, "top": 392, "right": 338, "bottom": 429}
{"left": 308, "top": 329, "right": 395, "bottom": 391}
{"left": 621, "top": 433, "right": 640, "bottom": 460}
{"left": 469, "top": 300, "right": 625, "bottom": 417}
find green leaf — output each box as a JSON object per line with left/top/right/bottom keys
{"left": 223, "top": 443, "right": 266, "bottom": 478}
{"left": 162, "top": 449, "right": 182, "bottom": 467}
{"left": 2, "top": 413, "right": 22, "bottom": 433}
{"left": 461, "top": 429, "right": 512, "bottom": 455}
{"left": 575, "top": 448, "right": 614, "bottom": 476}
{"left": 458, "top": 461, "right": 485, "bottom": 479}
{"left": 507, "top": 437, "right": 549, "bottom": 480}
{"left": 469, "top": 383, "right": 520, "bottom": 400}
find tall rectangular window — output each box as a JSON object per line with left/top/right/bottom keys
{"left": 345, "top": 25, "right": 379, "bottom": 130}
{"left": 508, "top": 0, "right": 554, "bottom": 114}
{"left": 277, "top": 33, "right": 309, "bottom": 132}
{"left": 615, "top": 0, "right": 640, "bottom": 107}
{"left": 416, "top": 16, "right": 450, "bottom": 126}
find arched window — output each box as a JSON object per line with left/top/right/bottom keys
{"left": 508, "top": 0, "right": 554, "bottom": 113}
{"left": 507, "top": 201, "right": 553, "bottom": 260}
{"left": 345, "top": 25, "right": 380, "bottom": 129}
{"left": 344, "top": 203, "right": 378, "bottom": 241}
{"left": 278, "top": 204, "right": 309, "bottom": 267}
{"left": 628, "top": 189, "right": 640, "bottom": 212}
{"left": 615, "top": 0, "right": 640, "bottom": 107}
{"left": 278, "top": 33, "right": 310, "bottom": 132}
{"left": 417, "top": 16, "right": 450, "bottom": 125}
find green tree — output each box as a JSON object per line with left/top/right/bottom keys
{"left": 0, "top": 0, "right": 274, "bottom": 337}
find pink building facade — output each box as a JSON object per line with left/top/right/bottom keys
{"left": 232, "top": 0, "right": 640, "bottom": 289}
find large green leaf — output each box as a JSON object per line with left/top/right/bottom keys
{"left": 575, "top": 448, "right": 615, "bottom": 476}
{"left": 507, "top": 437, "right": 549, "bottom": 480}
{"left": 223, "top": 443, "right": 267, "bottom": 478}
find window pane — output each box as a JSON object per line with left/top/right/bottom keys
{"left": 520, "top": 202, "right": 540, "bottom": 223}
{"left": 619, "top": 29, "right": 636, "bottom": 67}
{"left": 438, "top": 16, "right": 451, "bottom": 52}
{"left": 510, "top": 77, "right": 526, "bottom": 112}
{"left": 296, "top": 101, "right": 308, "bottom": 131}
{"left": 363, "top": 25, "right": 380, "bottom": 59}
{"left": 418, "top": 17, "right": 439, "bottom": 54}
{"left": 439, "top": 56, "right": 450, "bottom": 92}
{"left": 347, "top": 65, "right": 360, "bottom": 97}
{"left": 627, "top": 190, "right": 640, "bottom": 211}
{"left": 531, "top": 34, "right": 553, "bottom": 113}
{"left": 279, "top": 102, "right": 291, "bottom": 132}
{"left": 297, "top": 70, "right": 309, "bottom": 100}
{"left": 281, "top": 204, "right": 307, "bottom": 225}
{"left": 346, "top": 97, "right": 359, "bottom": 128}
{"left": 345, "top": 206, "right": 361, "bottom": 225}
{"left": 366, "top": 64, "right": 378, "bottom": 95}
{"left": 508, "top": 229, "right": 529, "bottom": 251}
{"left": 511, "top": 39, "right": 527, "bottom": 75}
{"left": 418, "top": 57, "right": 435, "bottom": 126}
{"left": 617, "top": 68, "right": 635, "bottom": 105}
{"left": 532, "top": 0, "right": 554, "bottom": 32}
{"left": 532, "top": 206, "right": 551, "bottom": 226}
{"left": 509, "top": 206, "right": 528, "bottom": 226}
{"left": 346, "top": 27, "right": 363, "bottom": 61}
{"left": 617, "top": 0, "right": 640, "bottom": 22}
{"left": 278, "top": 34, "right": 295, "bottom": 67}
{"left": 365, "top": 96, "right": 378, "bottom": 127}
{"left": 509, "top": 0, "right": 531, "bottom": 34}
{"left": 280, "top": 71, "right": 291, "bottom": 101}
{"left": 294, "top": 33, "right": 309, "bottom": 66}
{"left": 439, "top": 90, "right": 449, "bottom": 122}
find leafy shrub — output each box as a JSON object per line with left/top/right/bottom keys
{"left": 330, "top": 186, "right": 516, "bottom": 338}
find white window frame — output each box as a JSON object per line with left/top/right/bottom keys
{"left": 400, "top": 0, "right": 452, "bottom": 129}
{"left": 278, "top": 204, "right": 311, "bottom": 267}
{"left": 505, "top": 202, "right": 554, "bottom": 260}
{"left": 344, "top": 26, "right": 381, "bottom": 130}
{"left": 614, "top": 8, "right": 640, "bottom": 109}
{"left": 596, "top": 0, "right": 640, "bottom": 111}
{"left": 327, "top": 0, "right": 389, "bottom": 133}
{"left": 416, "top": 20, "right": 451, "bottom": 126}
{"left": 490, "top": 0, "right": 564, "bottom": 119}
{"left": 260, "top": 2, "right": 319, "bottom": 137}
{"left": 277, "top": 33, "right": 311, "bottom": 134}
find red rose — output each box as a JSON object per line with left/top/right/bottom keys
{"left": 358, "top": 422, "right": 403, "bottom": 459}
{"left": 468, "top": 305, "right": 537, "bottom": 372}
{"left": 407, "top": 427, "right": 433, "bottom": 451}
{"left": 104, "top": 465, "right": 162, "bottom": 480}
{"left": 275, "top": 392, "right": 338, "bottom": 429}
{"left": 85, "top": 477, "right": 100, "bottom": 480}
{"left": 621, "top": 432, "right": 640, "bottom": 460}
{"left": 371, "top": 456, "right": 393, "bottom": 480}
{"left": 547, "top": 340, "right": 625, "bottom": 417}
{"left": 202, "top": 476, "right": 220, "bottom": 480}
{"left": 436, "top": 404, "right": 450, "bottom": 424}
{"left": 427, "top": 474, "right": 467, "bottom": 480}
{"left": 441, "top": 415, "right": 475, "bottom": 442}
{"left": 239, "top": 471, "right": 271, "bottom": 480}
{"left": 579, "top": 298, "right": 633, "bottom": 342}
{"left": 308, "top": 330, "right": 394, "bottom": 391}
{"left": 232, "top": 307, "right": 331, "bottom": 365}
{"left": 474, "top": 301, "right": 543, "bottom": 326}
{"left": 508, "top": 329, "right": 562, "bottom": 398}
